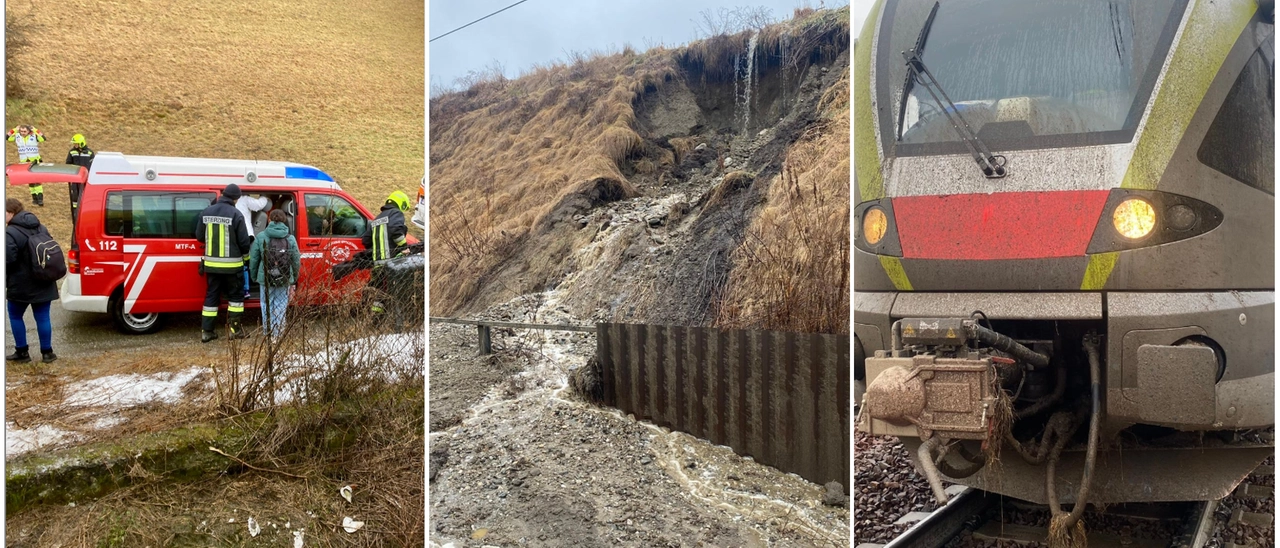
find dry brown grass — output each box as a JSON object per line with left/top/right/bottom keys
{"left": 715, "top": 65, "right": 850, "bottom": 335}
{"left": 5, "top": 0, "right": 424, "bottom": 249}
{"left": 8, "top": 387, "right": 425, "bottom": 547}
{"left": 429, "top": 47, "right": 676, "bottom": 313}
{"left": 429, "top": 7, "right": 847, "bottom": 316}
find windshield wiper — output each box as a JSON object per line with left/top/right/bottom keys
{"left": 898, "top": 1, "right": 1007, "bottom": 178}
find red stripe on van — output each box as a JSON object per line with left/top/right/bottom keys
{"left": 893, "top": 190, "right": 1110, "bottom": 260}
{"left": 157, "top": 173, "right": 242, "bottom": 177}
{"left": 96, "top": 172, "right": 139, "bottom": 175}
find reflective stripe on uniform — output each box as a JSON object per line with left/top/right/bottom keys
{"left": 374, "top": 225, "right": 389, "bottom": 260}
{"left": 14, "top": 135, "right": 41, "bottom": 162}
{"left": 227, "top": 302, "right": 244, "bottom": 313}
{"left": 202, "top": 306, "right": 219, "bottom": 317}
{"left": 28, "top": 184, "right": 42, "bottom": 195}
{"left": 370, "top": 216, "right": 391, "bottom": 260}
{"left": 203, "top": 215, "right": 237, "bottom": 263}
{"left": 203, "top": 256, "right": 244, "bottom": 267}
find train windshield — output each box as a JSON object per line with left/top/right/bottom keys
{"left": 880, "top": 0, "right": 1186, "bottom": 154}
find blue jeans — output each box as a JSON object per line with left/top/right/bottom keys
{"left": 261, "top": 286, "right": 290, "bottom": 338}
{"left": 8, "top": 301, "right": 52, "bottom": 352}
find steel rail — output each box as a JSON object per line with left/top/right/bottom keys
{"left": 883, "top": 487, "right": 992, "bottom": 548}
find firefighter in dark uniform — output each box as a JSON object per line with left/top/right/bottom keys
{"left": 195, "top": 184, "right": 252, "bottom": 342}
{"left": 65, "top": 134, "right": 94, "bottom": 217}
{"left": 65, "top": 134, "right": 94, "bottom": 168}
{"left": 361, "top": 190, "right": 411, "bottom": 313}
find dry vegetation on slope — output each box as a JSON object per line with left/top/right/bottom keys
{"left": 430, "top": 7, "right": 849, "bottom": 333}
{"left": 716, "top": 66, "right": 849, "bottom": 334}
{"left": 5, "top": 0, "right": 424, "bottom": 245}
{"left": 428, "top": 49, "right": 674, "bottom": 313}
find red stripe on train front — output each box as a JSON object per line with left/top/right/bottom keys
{"left": 893, "top": 190, "right": 1110, "bottom": 260}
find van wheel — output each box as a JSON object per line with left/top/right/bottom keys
{"left": 110, "top": 293, "right": 164, "bottom": 334}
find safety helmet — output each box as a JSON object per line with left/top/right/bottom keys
{"left": 387, "top": 190, "right": 411, "bottom": 212}
{"left": 71, "top": 134, "right": 86, "bottom": 146}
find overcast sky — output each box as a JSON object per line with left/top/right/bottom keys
{"left": 853, "top": 0, "right": 872, "bottom": 33}
{"left": 429, "top": 1, "right": 852, "bottom": 92}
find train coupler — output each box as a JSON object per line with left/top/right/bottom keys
{"left": 862, "top": 352, "right": 1000, "bottom": 442}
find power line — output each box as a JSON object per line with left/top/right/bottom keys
{"left": 430, "top": 0, "right": 532, "bottom": 43}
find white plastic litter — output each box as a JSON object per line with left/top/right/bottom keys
{"left": 293, "top": 529, "right": 305, "bottom": 547}
{"left": 340, "top": 484, "right": 353, "bottom": 503}
{"left": 342, "top": 516, "right": 365, "bottom": 533}
{"left": 247, "top": 517, "right": 260, "bottom": 537}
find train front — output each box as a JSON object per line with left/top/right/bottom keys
{"left": 855, "top": 0, "right": 1275, "bottom": 506}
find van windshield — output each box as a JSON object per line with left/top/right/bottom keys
{"left": 879, "top": 0, "right": 1186, "bottom": 154}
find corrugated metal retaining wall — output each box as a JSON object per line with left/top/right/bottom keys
{"left": 597, "top": 323, "right": 850, "bottom": 489}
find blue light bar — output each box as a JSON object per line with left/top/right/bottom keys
{"left": 285, "top": 166, "right": 334, "bottom": 182}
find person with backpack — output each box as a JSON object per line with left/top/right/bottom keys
{"left": 248, "top": 209, "right": 300, "bottom": 341}
{"left": 5, "top": 198, "right": 63, "bottom": 363}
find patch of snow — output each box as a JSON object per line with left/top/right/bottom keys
{"left": 93, "top": 415, "right": 127, "bottom": 430}
{"left": 62, "top": 367, "right": 206, "bottom": 408}
{"left": 272, "top": 332, "right": 424, "bottom": 403}
{"left": 6, "top": 423, "right": 81, "bottom": 457}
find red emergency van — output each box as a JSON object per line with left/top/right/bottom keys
{"left": 6, "top": 153, "right": 395, "bottom": 333}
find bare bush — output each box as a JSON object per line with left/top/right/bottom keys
{"left": 692, "top": 6, "right": 776, "bottom": 38}
{"left": 213, "top": 265, "right": 425, "bottom": 414}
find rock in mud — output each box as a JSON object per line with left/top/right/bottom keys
{"left": 822, "top": 481, "right": 849, "bottom": 508}
{"left": 568, "top": 356, "right": 603, "bottom": 403}
{"left": 429, "top": 444, "right": 449, "bottom": 482}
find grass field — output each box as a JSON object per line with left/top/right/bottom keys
{"left": 5, "top": 0, "right": 424, "bottom": 247}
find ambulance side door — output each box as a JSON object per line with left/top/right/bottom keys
{"left": 295, "top": 192, "right": 369, "bottom": 306}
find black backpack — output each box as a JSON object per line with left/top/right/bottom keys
{"left": 262, "top": 237, "right": 292, "bottom": 286}
{"left": 24, "top": 226, "right": 67, "bottom": 282}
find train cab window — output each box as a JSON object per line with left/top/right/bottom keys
{"left": 303, "top": 193, "right": 367, "bottom": 238}
{"left": 1197, "top": 31, "right": 1274, "bottom": 194}
{"left": 884, "top": 0, "right": 1186, "bottom": 153}
{"left": 105, "top": 191, "right": 218, "bottom": 238}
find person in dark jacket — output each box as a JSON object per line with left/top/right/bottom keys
{"left": 194, "top": 184, "right": 252, "bottom": 342}
{"left": 65, "top": 134, "right": 94, "bottom": 169}
{"left": 361, "top": 190, "right": 411, "bottom": 314}
{"left": 5, "top": 198, "right": 58, "bottom": 363}
{"left": 362, "top": 190, "right": 410, "bottom": 261}
{"left": 65, "top": 134, "right": 94, "bottom": 219}
{"left": 248, "top": 210, "right": 301, "bottom": 341}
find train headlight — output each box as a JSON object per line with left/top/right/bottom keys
{"left": 863, "top": 207, "right": 888, "bottom": 245}
{"left": 1113, "top": 198, "right": 1156, "bottom": 239}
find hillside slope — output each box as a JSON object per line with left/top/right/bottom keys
{"left": 5, "top": 0, "right": 424, "bottom": 243}
{"left": 429, "top": 7, "right": 849, "bottom": 334}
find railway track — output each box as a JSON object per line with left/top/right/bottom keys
{"left": 858, "top": 461, "right": 1275, "bottom": 548}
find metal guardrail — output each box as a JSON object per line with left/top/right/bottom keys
{"left": 428, "top": 317, "right": 596, "bottom": 354}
